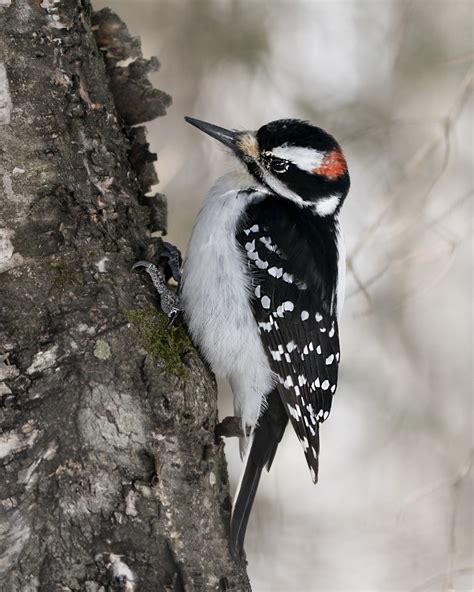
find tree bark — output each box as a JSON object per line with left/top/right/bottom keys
{"left": 0, "top": 2, "right": 251, "bottom": 590}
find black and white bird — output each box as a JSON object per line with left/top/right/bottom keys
{"left": 178, "top": 116, "right": 350, "bottom": 559}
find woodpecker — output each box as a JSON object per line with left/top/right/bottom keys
{"left": 135, "top": 117, "right": 350, "bottom": 560}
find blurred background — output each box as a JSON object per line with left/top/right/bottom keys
{"left": 94, "top": 1, "right": 472, "bottom": 590}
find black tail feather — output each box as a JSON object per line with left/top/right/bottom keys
{"left": 230, "top": 390, "right": 288, "bottom": 560}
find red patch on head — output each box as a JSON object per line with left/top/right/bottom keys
{"left": 312, "top": 148, "right": 347, "bottom": 180}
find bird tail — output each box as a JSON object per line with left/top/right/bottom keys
{"left": 230, "top": 390, "right": 288, "bottom": 560}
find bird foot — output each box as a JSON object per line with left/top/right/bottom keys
{"left": 215, "top": 416, "right": 251, "bottom": 439}
{"left": 132, "top": 255, "right": 182, "bottom": 328}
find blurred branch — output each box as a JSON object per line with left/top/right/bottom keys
{"left": 424, "top": 190, "right": 473, "bottom": 244}
{"left": 410, "top": 567, "right": 474, "bottom": 592}
{"left": 353, "top": 241, "right": 460, "bottom": 318}
{"left": 407, "top": 453, "right": 473, "bottom": 592}
{"left": 346, "top": 257, "right": 373, "bottom": 309}
{"left": 346, "top": 66, "right": 473, "bottom": 310}
{"left": 347, "top": 186, "right": 470, "bottom": 302}
{"left": 397, "top": 451, "right": 473, "bottom": 524}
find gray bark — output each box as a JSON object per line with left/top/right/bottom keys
{"left": 0, "top": 2, "right": 251, "bottom": 590}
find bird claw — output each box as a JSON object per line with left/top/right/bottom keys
{"left": 131, "top": 260, "right": 153, "bottom": 272}
{"left": 132, "top": 259, "right": 182, "bottom": 326}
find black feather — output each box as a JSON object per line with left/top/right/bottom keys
{"left": 230, "top": 146, "right": 344, "bottom": 557}
{"left": 230, "top": 390, "right": 288, "bottom": 560}
{"left": 248, "top": 119, "right": 350, "bottom": 207}
{"left": 236, "top": 194, "right": 341, "bottom": 483}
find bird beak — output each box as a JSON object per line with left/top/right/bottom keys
{"left": 184, "top": 116, "right": 239, "bottom": 151}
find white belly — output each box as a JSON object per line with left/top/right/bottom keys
{"left": 180, "top": 171, "right": 275, "bottom": 429}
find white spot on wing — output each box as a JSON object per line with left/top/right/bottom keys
{"left": 268, "top": 266, "right": 283, "bottom": 278}
{"left": 258, "top": 320, "right": 273, "bottom": 332}
{"left": 287, "top": 403, "right": 299, "bottom": 421}
{"left": 245, "top": 240, "right": 255, "bottom": 252}
{"left": 299, "top": 436, "right": 309, "bottom": 451}
{"left": 271, "top": 350, "right": 282, "bottom": 361}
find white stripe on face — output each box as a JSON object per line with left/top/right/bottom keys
{"left": 260, "top": 168, "right": 305, "bottom": 204}
{"left": 272, "top": 144, "right": 326, "bottom": 173}
{"left": 260, "top": 166, "right": 341, "bottom": 216}
{"left": 315, "top": 194, "right": 341, "bottom": 216}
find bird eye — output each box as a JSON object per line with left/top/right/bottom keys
{"left": 271, "top": 158, "right": 289, "bottom": 174}
{"left": 261, "top": 151, "right": 289, "bottom": 174}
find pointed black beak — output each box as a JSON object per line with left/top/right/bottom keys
{"left": 184, "top": 116, "right": 238, "bottom": 150}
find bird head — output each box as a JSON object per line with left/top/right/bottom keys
{"left": 185, "top": 116, "right": 350, "bottom": 217}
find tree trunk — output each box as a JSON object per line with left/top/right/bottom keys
{"left": 0, "top": 2, "right": 250, "bottom": 590}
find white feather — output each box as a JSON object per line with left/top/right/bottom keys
{"left": 260, "top": 166, "right": 341, "bottom": 217}
{"left": 315, "top": 194, "right": 341, "bottom": 216}
{"left": 260, "top": 168, "right": 305, "bottom": 206}
{"left": 272, "top": 144, "right": 325, "bottom": 172}
{"left": 181, "top": 170, "right": 276, "bottom": 431}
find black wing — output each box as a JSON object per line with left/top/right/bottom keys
{"left": 236, "top": 196, "right": 341, "bottom": 483}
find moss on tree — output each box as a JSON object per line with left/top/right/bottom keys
{"left": 125, "top": 306, "right": 194, "bottom": 377}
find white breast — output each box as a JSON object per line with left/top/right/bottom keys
{"left": 181, "top": 170, "right": 275, "bottom": 430}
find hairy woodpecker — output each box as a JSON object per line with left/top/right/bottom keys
{"left": 179, "top": 116, "right": 350, "bottom": 559}
{"left": 134, "top": 117, "right": 350, "bottom": 559}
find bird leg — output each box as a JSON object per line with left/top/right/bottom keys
{"left": 215, "top": 416, "right": 251, "bottom": 439}
{"left": 132, "top": 254, "right": 182, "bottom": 328}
